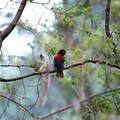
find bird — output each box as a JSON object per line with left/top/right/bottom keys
{"left": 54, "top": 49, "right": 66, "bottom": 78}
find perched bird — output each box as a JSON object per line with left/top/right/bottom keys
{"left": 54, "top": 49, "right": 66, "bottom": 78}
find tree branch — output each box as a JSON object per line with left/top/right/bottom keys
{"left": 0, "top": 0, "right": 27, "bottom": 49}
{"left": 31, "top": 0, "right": 50, "bottom": 5}
{"left": 40, "top": 0, "right": 81, "bottom": 15}
{"left": 105, "top": 0, "right": 112, "bottom": 38}
{"left": 105, "top": 0, "right": 117, "bottom": 53}
{"left": 0, "top": 94, "right": 31, "bottom": 115}
{"left": 0, "top": 64, "right": 38, "bottom": 68}
{"left": 0, "top": 59, "right": 120, "bottom": 82}
{"left": 38, "top": 87, "right": 120, "bottom": 120}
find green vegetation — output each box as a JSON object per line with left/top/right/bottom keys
{"left": 0, "top": 0, "right": 120, "bottom": 119}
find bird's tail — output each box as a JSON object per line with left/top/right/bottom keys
{"left": 56, "top": 71, "right": 64, "bottom": 78}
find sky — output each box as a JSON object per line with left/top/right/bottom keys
{"left": 0, "top": 0, "right": 61, "bottom": 56}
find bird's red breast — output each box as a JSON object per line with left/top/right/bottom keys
{"left": 55, "top": 54, "right": 64, "bottom": 60}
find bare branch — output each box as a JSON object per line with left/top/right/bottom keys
{"left": 0, "top": 0, "right": 27, "bottom": 49}
{"left": 65, "top": 60, "right": 120, "bottom": 70}
{"left": 105, "top": 0, "right": 112, "bottom": 38}
{"left": 0, "top": 59, "right": 120, "bottom": 82}
{"left": 30, "top": 0, "right": 50, "bottom": 5}
{"left": 38, "top": 87, "right": 120, "bottom": 120}
{"left": 0, "top": 94, "right": 31, "bottom": 115}
{"left": 0, "top": 64, "right": 38, "bottom": 68}
{"left": 41, "top": 0, "right": 81, "bottom": 15}
{"left": 105, "top": 0, "right": 117, "bottom": 53}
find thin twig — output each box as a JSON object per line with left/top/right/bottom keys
{"left": 18, "top": 68, "right": 27, "bottom": 120}
{"left": 40, "top": 0, "right": 81, "bottom": 15}
{"left": 0, "top": 94, "right": 12, "bottom": 119}
{"left": 0, "top": 94, "right": 31, "bottom": 115}
{"left": 31, "top": 0, "right": 50, "bottom": 5}
{"left": 0, "top": 64, "right": 37, "bottom": 68}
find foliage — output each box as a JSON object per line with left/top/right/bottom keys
{"left": 0, "top": 0, "right": 120, "bottom": 120}
{"left": 65, "top": 6, "right": 93, "bottom": 16}
{"left": 81, "top": 90, "right": 120, "bottom": 120}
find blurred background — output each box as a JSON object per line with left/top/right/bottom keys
{"left": 0, "top": 0, "right": 120, "bottom": 119}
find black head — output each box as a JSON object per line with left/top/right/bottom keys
{"left": 58, "top": 49, "right": 66, "bottom": 55}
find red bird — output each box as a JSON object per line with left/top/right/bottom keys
{"left": 54, "top": 49, "right": 66, "bottom": 78}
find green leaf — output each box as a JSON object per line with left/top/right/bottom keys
{"left": 48, "top": 48, "right": 57, "bottom": 56}
{"left": 65, "top": 6, "right": 93, "bottom": 16}
{"left": 97, "top": 24, "right": 104, "bottom": 31}
{"left": 111, "top": 24, "right": 119, "bottom": 30}
{"left": 64, "top": 79, "right": 77, "bottom": 85}
{"left": 63, "top": 16, "right": 74, "bottom": 27}
{"left": 116, "top": 47, "right": 120, "bottom": 53}
{"left": 31, "top": 63, "right": 37, "bottom": 68}
{"left": 30, "top": 113, "right": 36, "bottom": 118}
{"left": 28, "top": 0, "right": 34, "bottom": 2}
{"left": 84, "top": 37, "right": 93, "bottom": 46}
{"left": 65, "top": 9, "right": 82, "bottom": 16}
{"left": 106, "top": 37, "right": 113, "bottom": 44}
{"left": 82, "top": 6, "right": 93, "bottom": 15}
{"left": 94, "top": 16, "right": 101, "bottom": 21}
